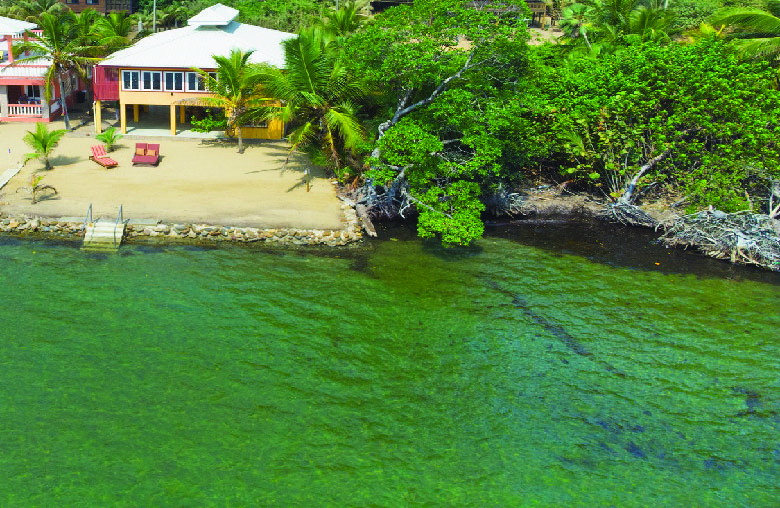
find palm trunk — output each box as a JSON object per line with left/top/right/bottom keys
{"left": 582, "top": 30, "right": 592, "bottom": 52}
{"left": 237, "top": 124, "right": 244, "bottom": 154}
{"left": 57, "top": 71, "right": 71, "bottom": 131}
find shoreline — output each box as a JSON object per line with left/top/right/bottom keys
{"left": 0, "top": 198, "right": 364, "bottom": 247}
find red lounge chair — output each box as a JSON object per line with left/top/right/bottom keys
{"left": 132, "top": 142, "right": 160, "bottom": 166}
{"left": 89, "top": 145, "right": 118, "bottom": 168}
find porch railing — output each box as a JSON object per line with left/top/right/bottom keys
{"left": 7, "top": 103, "right": 43, "bottom": 117}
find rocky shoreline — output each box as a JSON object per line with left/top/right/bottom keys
{"left": 0, "top": 201, "right": 364, "bottom": 247}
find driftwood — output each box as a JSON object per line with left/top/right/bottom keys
{"left": 355, "top": 204, "right": 377, "bottom": 237}
{"left": 662, "top": 210, "right": 780, "bottom": 271}
{"left": 601, "top": 202, "right": 660, "bottom": 228}
{"left": 482, "top": 186, "right": 525, "bottom": 216}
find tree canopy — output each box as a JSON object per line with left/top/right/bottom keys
{"left": 345, "top": 0, "right": 530, "bottom": 244}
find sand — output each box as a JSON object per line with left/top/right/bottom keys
{"left": 0, "top": 119, "right": 345, "bottom": 230}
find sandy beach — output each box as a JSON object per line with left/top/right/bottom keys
{"left": 0, "top": 118, "right": 345, "bottom": 230}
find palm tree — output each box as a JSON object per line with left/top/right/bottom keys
{"left": 16, "top": 174, "right": 58, "bottom": 204}
{"left": 194, "top": 49, "right": 266, "bottom": 154}
{"left": 317, "top": 1, "right": 367, "bottom": 37}
{"left": 559, "top": 3, "right": 595, "bottom": 51}
{"left": 561, "top": 0, "right": 675, "bottom": 49}
{"left": 627, "top": 2, "right": 676, "bottom": 42}
{"left": 95, "top": 126, "right": 123, "bottom": 152}
{"left": 73, "top": 8, "right": 100, "bottom": 48}
{"left": 9, "top": 0, "right": 66, "bottom": 23}
{"left": 710, "top": 8, "right": 780, "bottom": 61}
{"left": 12, "top": 12, "right": 100, "bottom": 130}
{"left": 259, "top": 29, "right": 365, "bottom": 175}
{"left": 93, "top": 11, "right": 135, "bottom": 52}
{"left": 22, "top": 122, "right": 67, "bottom": 170}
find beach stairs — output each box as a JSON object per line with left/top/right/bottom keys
{"left": 81, "top": 204, "right": 126, "bottom": 252}
{"left": 82, "top": 218, "right": 126, "bottom": 252}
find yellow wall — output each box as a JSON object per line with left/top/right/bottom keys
{"left": 118, "top": 71, "right": 285, "bottom": 140}
{"left": 227, "top": 120, "right": 284, "bottom": 140}
{"left": 120, "top": 90, "right": 210, "bottom": 106}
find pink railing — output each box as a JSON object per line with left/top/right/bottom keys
{"left": 8, "top": 103, "right": 43, "bottom": 117}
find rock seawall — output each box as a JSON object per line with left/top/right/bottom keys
{"left": 0, "top": 203, "right": 363, "bottom": 247}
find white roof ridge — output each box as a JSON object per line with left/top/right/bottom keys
{"left": 188, "top": 3, "right": 239, "bottom": 27}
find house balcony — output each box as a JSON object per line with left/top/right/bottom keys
{"left": 7, "top": 102, "right": 43, "bottom": 118}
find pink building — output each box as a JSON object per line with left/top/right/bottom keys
{"left": 0, "top": 16, "right": 82, "bottom": 123}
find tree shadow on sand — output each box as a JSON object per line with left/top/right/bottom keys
{"left": 48, "top": 154, "right": 83, "bottom": 166}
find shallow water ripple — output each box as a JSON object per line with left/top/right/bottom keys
{"left": 0, "top": 232, "right": 778, "bottom": 505}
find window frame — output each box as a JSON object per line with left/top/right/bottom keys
{"left": 164, "top": 71, "right": 184, "bottom": 92}
{"left": 141, "top": 70, "right": 162, "bottom": 91}
{"left": 121, "top": 70, "right": 140, "bottom": 91}
{"left": 243, "top": 120, "right": 269, "bottom": 129}
{"left": 185, "top": 71, "right": 217, "bottom": 92}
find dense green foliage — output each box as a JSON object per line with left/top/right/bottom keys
{"left": 132, "top": 0, "right": 324, "bottom": 33}
{"left": 259, "top": 28, "right": 366, "bottom": 175}
{"left": 7, "top": 0, "right": 780, "bottom": 245}
{"left": 522, "top": 41, "right": 780, "bottom": 211}
{"left": 344, "top": 0, "right": 530, "bottom": 244}
{"left": 336, "top": 0, "right": 780, "bottom": 245}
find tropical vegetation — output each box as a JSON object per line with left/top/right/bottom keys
{"left": 22, "top": 122, "right": 67, "bottom": 170}
{"left": 195, "top": 49, "right": 267, "bottom": 153}
{"left": 258, "top": 27, "right": 365, "bottom": 176}
{"left": 4, "top": 0, "right": 780, "bottom": 249}
{"left": 95, "top": 126, "right": 123, "bottom": 152}
{"left": 15, "top": 174, "right": 58, "bottom": 204}
{"left": 11, "top": 12, "right": 100, "bottom": 130}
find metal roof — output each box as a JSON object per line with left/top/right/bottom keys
{"left": 98, "top": 20, "right": 294, "bottom": 70}
{"left": 0, "top": 59, "right": 50, "bottom": 78}
{"left": 188, "top": 3, "right": 239, "bottom": 27}
{"left": 0, "top": 16, "right": 37, "bottom": 37}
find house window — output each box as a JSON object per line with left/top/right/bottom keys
{"left": 27, "top": 85, "right": 41, "bottom": 98}
{"left": 68, "top": 0, "right": 79, "bottom": 4}
{"left": 244, "top": 120, "right": 268, "bottom": 128}
{"left": 186, "top": 71, "right": 216, "bottom": 92}
{"left": 141, "top": 71, "right": 162, "bottom": 91}
{"left": 164, "top": 71, "right": 184, "bottom": 91}
{"left": 86, "top": 0, "right": 99, "bottom": 4}
{"left": 122, "top": 70, "right": 139, "bottom": 90}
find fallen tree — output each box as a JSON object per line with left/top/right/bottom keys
{"left": 661, "top": 210, "right": 780, "bottom": 271}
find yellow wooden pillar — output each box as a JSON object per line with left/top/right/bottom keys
{"left": 170, "top": 104, "right": 176, "bottom": 135}
{"left": 94, "top": 100, "right": 102, "bottom": 134}
{"left": 133, "top": 104, "right": 139, "bottom": 122}
{"left": 179, "top": 105, "right": 185, "bottom": 124}
{"left": 120, "top": 102, "right": 127, "bottom": 134}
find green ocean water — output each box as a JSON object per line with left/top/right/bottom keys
{"left": 0, "top": 223, "right": 778, "bottom": 506}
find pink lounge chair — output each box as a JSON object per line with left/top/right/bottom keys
{"left": 89, "top": 145, "right": 118, "bottom": 168}
{"left": 132, "top": 142, "right": 160, "bottom": 166}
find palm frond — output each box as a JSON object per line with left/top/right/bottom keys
{"left": 287, "top": 122, "right": 319, "bottom": 153}
{"left": 735, "top": 36, "right": 780, "bottom": 59}
{"left": 711, "top": 9, "right": 780, "bottom": 34}
{"left": 324, "top": 103, "right": 364, "bottom": 150}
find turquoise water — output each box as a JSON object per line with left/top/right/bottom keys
{"left": 1, "top": 224, "right": 778, "bottom": 506}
